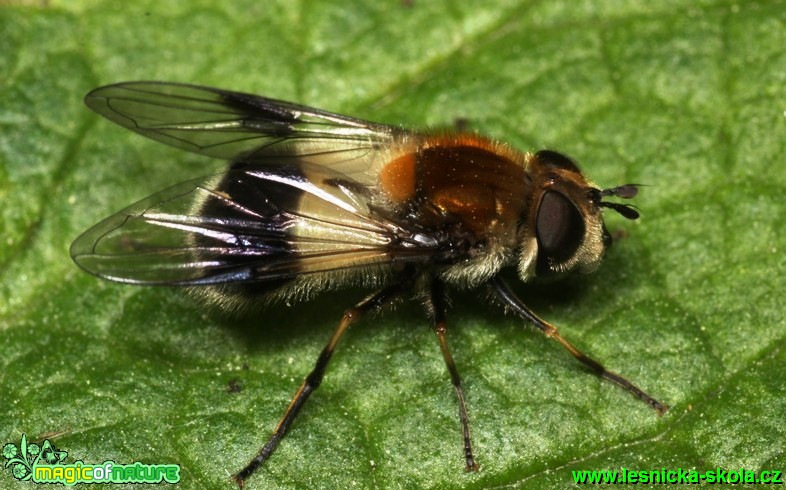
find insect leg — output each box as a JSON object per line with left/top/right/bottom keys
{"left": 425, "top": 278, "right": 479, "bottom": 471}
{"left": 233, "top": 273, "right": 415, "bottom": 487}
{"left": 488, "top": 276, "right": 668, "bottom": 414}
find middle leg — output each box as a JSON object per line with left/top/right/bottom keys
{"left": 425, "top": 277, "right": 479, "bottom": 472}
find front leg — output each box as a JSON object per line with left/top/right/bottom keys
{"left": 489, "top": 275, "right": 668, "bottom": 414}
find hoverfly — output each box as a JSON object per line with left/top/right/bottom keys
{"left": 71, "top": 82, "right": 668, "bottom": 487}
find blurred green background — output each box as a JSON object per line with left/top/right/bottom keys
{"left": 1, "top": 1, "right": 784, "bottom": 488}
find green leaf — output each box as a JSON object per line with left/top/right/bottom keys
{"left": 2, "top": 1, "right": 784, "bottom": 489}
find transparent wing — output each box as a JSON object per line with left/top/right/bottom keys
{"left": 84, "top": 81, "right": 406, "bottom": 181}
{"left": 70, "top": 164, "right": 438, "bottom": 286}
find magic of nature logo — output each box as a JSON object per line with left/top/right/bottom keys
{"left": 2, "top": 434, "right": 180, "bottom": 485}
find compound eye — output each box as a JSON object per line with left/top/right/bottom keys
{"left": 536, "top": 190, "right": 585, "bottom": 270}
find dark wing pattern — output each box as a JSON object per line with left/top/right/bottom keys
{"left": 84, "top": 82, "right": 404, "bottom": 182}
{"left": 70, "top": 163, "right": 439, "bottom": 286}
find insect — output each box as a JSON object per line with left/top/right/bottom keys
{"left": 71, "top": 82, "right": 668, "bottom": 487}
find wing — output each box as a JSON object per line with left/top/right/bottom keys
{"left": 84, "top": 81, "right": 406, "bottom": 182}
{"left": 70, "top": 163, "right": 440, "bottom": 286}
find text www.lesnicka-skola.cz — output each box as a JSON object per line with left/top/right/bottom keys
{"left": 572, "top": 467, "right": 783, "bottom": 485}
